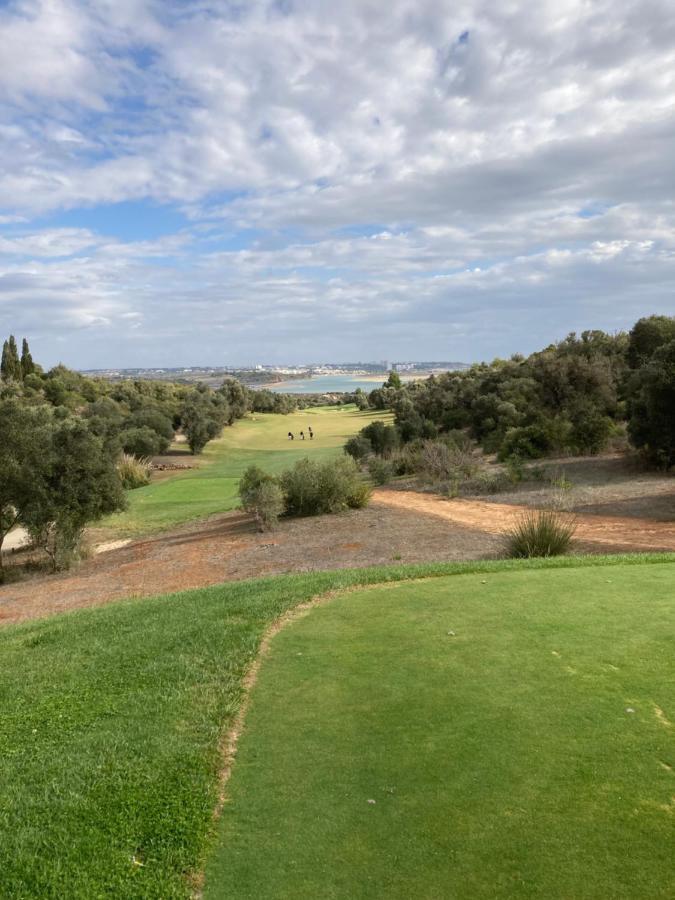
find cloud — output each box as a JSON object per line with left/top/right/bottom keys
{"left": 0, "top": 0, "right": 674, "bottom": 364}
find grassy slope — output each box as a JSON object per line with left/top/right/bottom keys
{"left": 103, "top": 405, "right": 389, "bottom": 536}
{"left": 206, "top": 563, "right": 675, "bottom": 900}
{"left": 0, "top": 555, "right": 672, "bottom": 899}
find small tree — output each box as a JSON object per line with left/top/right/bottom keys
{"left": 0, "top": 400, "right": 51, "bottom": 568}
{"left": 23, "top": 419, "right": 126, "bottom": 570}
{"left": 120, "top": 426, "right": 164, "bottom": 458}
{"left": 344, "top": 434, "right": 372, "bottom": 461}
{"left": 239, "top": 465, "right": 284, "bottom": 530}
{"left": 627, "top": 339, "right": 675, "bottom": 467}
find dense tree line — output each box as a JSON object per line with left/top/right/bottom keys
{"left": 351, "top": 316, "right": 675, "bottom": 468}
{"left": 0, "top": 338, "right": 298, "bottom": 571}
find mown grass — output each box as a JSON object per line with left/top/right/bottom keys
{"left": 103, "top": 405, "right": 390, "bottom": 536}
{"left": 0, "top": 554, "right": 672, "bottom": 898}
{"left": 206, "top": 560, "right": 675, "bottom": 899}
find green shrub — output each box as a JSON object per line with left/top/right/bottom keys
{"left": 116, "top": 452, "right": 151, "bottom": 489}
{"left": 344, "top": 434, "right": 372, "bottom": 461}
{"left": 345, "top": 480, "right": 372, "bottom": 509}
{"left": 281, "top": 456, "right": 371, "bottom": 516}
{"left": 239, "top": 465, "right": 284, "bottom": 531}
{"left": 360, "top": 421, "right": 399, "bottom": 457}
{"left": 503, "top": 509, "right": 576, "bottom": 558}
{"left": 390, "top": 444, "right": 421, "bottom": 475}
{"left": 367, "top": 457, "right": 394, "bottom": 485}
{"left": 498, "top": 424, "right": 553, "bottom": 461}
{"left": 250, "top": 481, "right": 284, "bottom": 531}
{"left": 120, "top": 426, "right": 164, "bottom": 458}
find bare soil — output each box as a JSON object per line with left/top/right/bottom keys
{"left": 374, "top": 490, "right": 675, "bottom": 552}
{"left": 0, "top": 503, "right": 499, "bottom": 627}
{"left": 1, "top": 451, "right": 671, "bottom": 628}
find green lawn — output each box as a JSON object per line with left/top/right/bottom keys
{"left": 103, "top": 405, "right": 389, "bottom": 536}
{"left": 0, "top": 555, "right": 672, "bottom": 898}
{"left": 205, "top": 562, "right": 675, "bottom": 900}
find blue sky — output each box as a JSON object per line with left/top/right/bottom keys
{"left": 0, "top": 0, "right": 674, "bottom": 368}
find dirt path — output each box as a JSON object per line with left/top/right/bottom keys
{"left": 373, "top": 490, "right": 675, "bottom": 552}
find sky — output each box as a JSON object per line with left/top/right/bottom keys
{"left": 0, "top": 0, "right": 674, "bottom": 369}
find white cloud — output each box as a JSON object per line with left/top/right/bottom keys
{"left": 0, "top": 0, "right": 674, "bottom": 363}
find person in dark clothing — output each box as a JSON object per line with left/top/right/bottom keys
{"left": 288, "top": 431, "right": 294, "bottom": 440}
{"left": 308, "top": 426, "right": 313, "bottom": 440}
{"left": 300, "top": 431, "right": 305, "bottom": 440}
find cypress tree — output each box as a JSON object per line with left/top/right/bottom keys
{"left": 20, "top": 337, "right": 35, "bottom": 378}
{"left": 0, "top": 340, "right": 10, "bottom": 381}
{"left": 6, "top": 335, "right": 21, "bottom": 380}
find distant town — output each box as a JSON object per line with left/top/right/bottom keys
{"left": 79, "top": 361, "right": 471, "bottom": 386}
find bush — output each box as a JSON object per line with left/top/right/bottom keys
{"left": 239, "top": 466, "right": 285, "bottom": 531}
{"left": 344, "top": 434, "right": 372, "bottom": 461}
{"left": 281, "top": 456, "right": 371, "bottom": 516}
{"left": 117, "top": 452, "right": 151, "bottom": 489}
{"left": 498, "top": 424, "right": 553, "bottom": 461}
{"left": 503, "top": 509, "right": 576, "bottom": 558}
{"left": 367, "top": 457, "right": 394, "bottom": 485}
{"left": 120, "top": 426, "right": 164, "bottom": 458}
{"left": 242, "top": 481, "right": 284, "bottom": 532}
{"left": 467, "top": 469, "right": 512, "bottom": 494}
{"left": 360, "top": 421, "right": 399, "bottom": 457}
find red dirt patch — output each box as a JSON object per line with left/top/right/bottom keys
{"left": 373, "top": 490, "right": 675, "bottom": 552}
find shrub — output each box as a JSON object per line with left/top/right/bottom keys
{"left": 239, "top": 466, "right": 285, "bottom": 531}
{"left": 117, "top": 452, "right": 151, "bottom": 489}
{"left": 281, "top": 456, "right": 371, "bottom": 516}
{"left": 344, "top": 434, "right": 372, "bottom": 461}
{"left": 249, "top": 481, "right": 284, "bottom": 531}
{"left": 498, "top": 424, "right": 552, "bottom": 461}
{"left": 360, "top": 421, "right": 399, "bottom": 457}
{"left": 120, "top": 426, "right": 164, "bottom": 458}
{"left": 466, "top": 469, "right": 512, "bottom": 494}
{"left": 367, "top": 457, "right": 394, "bottom": 485}
{"left": 390, "top": 444, "right": 421, "bottom": 475}
{"left": 503, "top": 509, "right": 576, "bottom": 558}
{"left": 345, "top": 480, "right": 372, "bottom": 509}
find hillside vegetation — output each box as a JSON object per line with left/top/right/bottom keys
{"left": 358, "top": 315, "right": 675, "bottom": 468}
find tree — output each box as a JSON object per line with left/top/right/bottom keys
{"left": 120, "top": 426, "right": 164, "bottom": 458}
{"left": 181, "top": 388, "right": 229, "bottom": 454}
{"left": 627, "top": 316, "right": 675, "bottom": 369}
{"left": 0, "top": 400, "right": 51, "bottom": 568}
{"left": 627, "top": 339, "right": 675, "bottom": 467}
{"left": 1, "top": 335, "right": 21, "bottom": 381}
{"left": 23, "top": 419, "right": 126, "bottom": 570}
{"left": 20, "top": 338, "right": 35, "bottom": 378}
{"left": 385, "top": 370, "right": 402, "bottom": 389}
{"left": 219, "top": 379, "right": 250, "bottom": 424}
